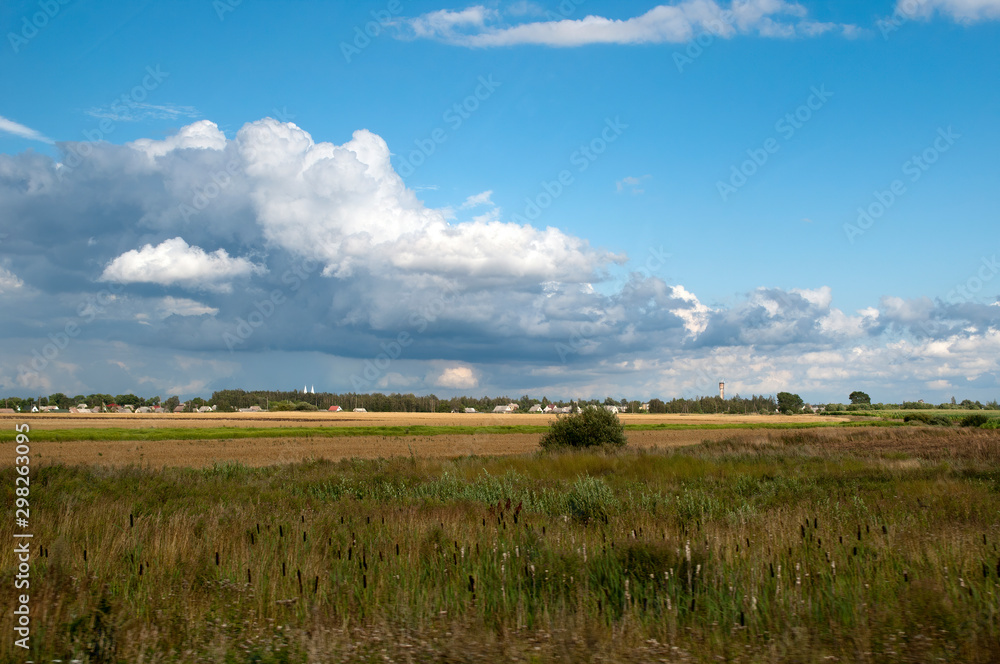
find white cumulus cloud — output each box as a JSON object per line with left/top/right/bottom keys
{"left": 435, "top": 365, "right": 479, "bottom": 389}
{"left": 100, "top": 237, "right": 261, "bottom": 292}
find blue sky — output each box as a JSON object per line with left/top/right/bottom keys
{"left": 1, "top": 0, "right": 998, "bottom": 403}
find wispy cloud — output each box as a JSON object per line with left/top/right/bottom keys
{"left": 0, "top": 115, "right": 52, "bottom": 143}
{"left": 396, "top": 1, "right": 861, "bottom": 47}
{"left": 460, "top": 190, "right": 494, "bottom": 208}
{"left": 898, "top": 0, "right": 1000, "bottom": 22}
{"left": 85, "top": 102, "right": 201, "bottom": 123}
{"left": 616, "top": 175, "right": 651, "bottom": 194}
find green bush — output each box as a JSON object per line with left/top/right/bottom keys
{"left": 981, "top": 419, "right": 1000, "bottom": 430}
{"left": 904, "top": 412, "right": 953, "bottom": 426}
{"left": 294, "top": 402, "right": 319, "bottom": 411}
{"left": 960, "top": 413, "right": 990, "bottom": 428}
{"left": 268, "top": 400, "right": 296, "bottom": 411}
{"left": 539, "top": 406, "right": 628, "bottom": 450}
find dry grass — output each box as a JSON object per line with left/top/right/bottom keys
{"left": 32, "top": 428, "right": 743, "bottom": 468}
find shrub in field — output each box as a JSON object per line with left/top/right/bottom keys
{"left": 539, "top": 406, "right": 628, "bottom": 450}
{"left": 565, "top": 475, "right": 618, "bottom": 523}
{"left": 981, "top": 418, "right": 1000, "bottom": 429}
{"left": 906, "top": 412, "right": 953, "bottom": 426}
{"left": 960, "top": 413, "right": 990, "bottom": 428}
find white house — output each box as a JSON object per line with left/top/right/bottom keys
{"left": 353, "top": 408, "right": 367, "bottom": 413}
{"left": 528, "top": 405, "right": 543, "bottom": 413}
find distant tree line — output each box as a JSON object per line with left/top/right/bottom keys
{"left": 2, "top": 388, "right": 997, "bottom": 414}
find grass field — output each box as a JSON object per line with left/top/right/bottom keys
{"left": 2, "top": 416, "right": 999, "bottom": 662}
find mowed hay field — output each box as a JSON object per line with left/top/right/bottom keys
{"left": 4, "top": 416, "right": 999, "bottom": 662}
{"left": 0, "top": 412, "right": 852, "bottom": 468}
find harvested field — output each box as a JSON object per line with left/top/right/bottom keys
{"left": 30, "top": 428, "right": 742, "bottom": 468}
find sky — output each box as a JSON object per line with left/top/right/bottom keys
{"left": 0, "top": 0, "right": 998, "bottom": 403}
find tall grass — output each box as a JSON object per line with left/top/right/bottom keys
{"left": 3, "top": 427, "right": 999, "bottom": 662}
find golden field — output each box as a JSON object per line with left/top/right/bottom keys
{"left": 0, "top": 411, "right": 850, "bottom": 468}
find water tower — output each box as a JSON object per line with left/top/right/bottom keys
{"left": 719, "top": 381, "right": 725, "bottom": 400}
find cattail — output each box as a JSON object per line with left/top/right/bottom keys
{"left": 282, "top": 562, "right": 286, "bottom": 576}
{"left": 468, "top": 575, "right": 475, "bottom": 593}
{"left": 215, "top": 552, "right": 219, "bottom": 566}
{"left": 129, "top": 513, "right": 133, "bottom": 528}
{"left": 247, "top": 568, "right": 251, "bottom": 584}
{"left": 297, "top": 569, "right": 303, "bottom": 593}
{"left": 363, "top": 574, "right": 367, "bottom": 589}
{"left": 396, "top": 543, "right": 399, "bottom": 556}
{"left": 83, "top": 549, "right": 87, "bottom": 562}
{"left": 314, "top": 576, "right": 319, "bottom": 593}
{"left": 139, "top": 563, "right": 143, "bottom": 576}
{"left": 301, "top": 515, "right": 305, "bottom": 523}
{"left": 303, "top": 531, "right": 307, "bottom": 543}
{"left": 279, "top": 525, "right": 283, "bottom": 538}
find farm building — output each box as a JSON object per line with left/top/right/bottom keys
{"left": 464, "top": 408, "right": 477, "bottom": 413}
{"left": 528, "top": 405, "right": 543, "bottom": 413}
{"left": 353, "top": 408, "right": 367, "bottom": 413}
{"left": 328, "top": 405, "right": 342, "bottom": 412}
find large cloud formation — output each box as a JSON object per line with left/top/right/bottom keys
{"left": 0, "top": 118, "right": 997, "bottom": 401}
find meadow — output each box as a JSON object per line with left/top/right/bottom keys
{"left": 2, "top": 416, "right": 999, "bottom": 662}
